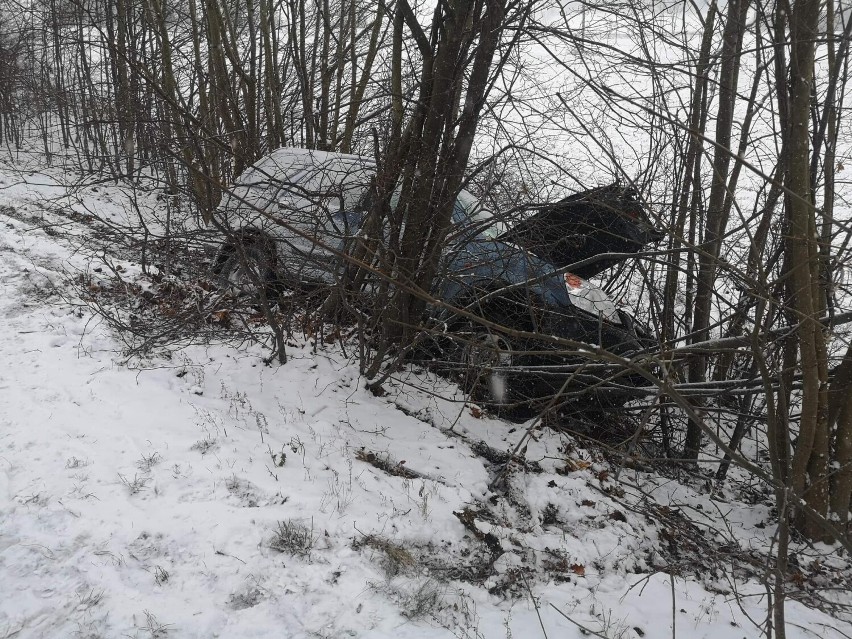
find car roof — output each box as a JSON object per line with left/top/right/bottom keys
{"left": 242, "top": 148, "right": 375, "bottom": 182}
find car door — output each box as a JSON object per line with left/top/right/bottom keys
{"left": 271, "top": 156, "right": 374, "bottom": 284}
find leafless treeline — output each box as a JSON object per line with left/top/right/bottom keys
{"left": 2, "top": 0, "right": 852, "bottom": 609}
{"left": 0, "top": 0, "right": 394, "bottom": 210}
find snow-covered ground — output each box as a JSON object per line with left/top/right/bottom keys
{"left": 1, "top": 158, "right": 850, "bottom": 638}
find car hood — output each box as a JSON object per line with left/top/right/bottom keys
{"left": 497, "top": 184, "right": 663, "bottom": 278}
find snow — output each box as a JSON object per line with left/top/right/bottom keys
{"left": 1, "top": 157, "right": 850, "bottom": 638}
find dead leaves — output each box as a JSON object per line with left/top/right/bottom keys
{"left": 209, "top": 309, "right": 231, "bottom": 327}
{"left": 355, "top": 448, "right": 421, "bottom": 479}
{"left": 557, "top": 458, "right": 591, "bottom": 474}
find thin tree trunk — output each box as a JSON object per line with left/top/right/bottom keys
{"left": 685, "top": 0, "right": 751, "bottom": 460}
{"left": 341, "top": 2, "right": 384, "bottom": 153}
{"left": 784, "top": 0, "right": 830, "bottom": 541}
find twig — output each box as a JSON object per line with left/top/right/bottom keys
{"left": 214, "top": 548, "right": 246, "bottom": 564}
{"left": 670, "top": 572, "right": 676, "bottom": 639}
{"left": 547, "top": 603, "right": 610, "bottom": 639}
{"left": 521, "top": 572, "right": 549, "bottom": 639}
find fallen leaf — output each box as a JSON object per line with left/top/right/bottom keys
{"left": 561, "top": 459, "right": 592, "bottom": 472}
{"left": 210, "top": 310, "right": 230, "bottom": 326}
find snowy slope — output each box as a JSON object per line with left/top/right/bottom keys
{"left": 1, "top": 160, "right": 850, "bottom": 638}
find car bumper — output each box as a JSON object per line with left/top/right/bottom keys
{"left": 501, "top": 307, "right": 653, "bottom": 403}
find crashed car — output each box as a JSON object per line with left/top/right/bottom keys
{"left": 213, "top": 148, "right": 661, "bottom": 409}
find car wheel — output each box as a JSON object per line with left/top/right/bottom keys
{"left": 459, "top": 319, "right": 517, "bottom": 410}
{"left": 215, "top": 239, "right": 277, "bottom": 302}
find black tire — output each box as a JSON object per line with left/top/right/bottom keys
{"left": 460, "top": 324, "right": 515, "bottom": 407}
{"left": 214, "top": 238, "right": 277, "bottom": 303}
{"left": 451, "top": 303, "right": 528, "bottom": 414}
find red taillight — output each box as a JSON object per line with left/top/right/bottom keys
{"left": 564, "top": 273, "right": 582, "bottom": 289}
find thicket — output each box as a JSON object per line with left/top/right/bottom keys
{"left": 2, "top": 0, "right": 852, "bottom": 634}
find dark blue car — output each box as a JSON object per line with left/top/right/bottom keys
{"left": 214, "top": 149, "right": 660, "bottom": 410}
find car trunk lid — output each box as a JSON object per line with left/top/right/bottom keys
{"left": 498, "top": 184, "right": 662, "bottom": 278}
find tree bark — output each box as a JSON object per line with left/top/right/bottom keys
{"left": 783, "top": 0, "right": 830, "bottom": 541}
{"left": 685, "top": 0, "right": 751, "bottom": 460}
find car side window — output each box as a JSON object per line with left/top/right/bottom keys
{"left": 340, "top": 166, "right": 374, "bottom": 210}
{"left": 294, "top": 159, "right": 373, "bottom": 211}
